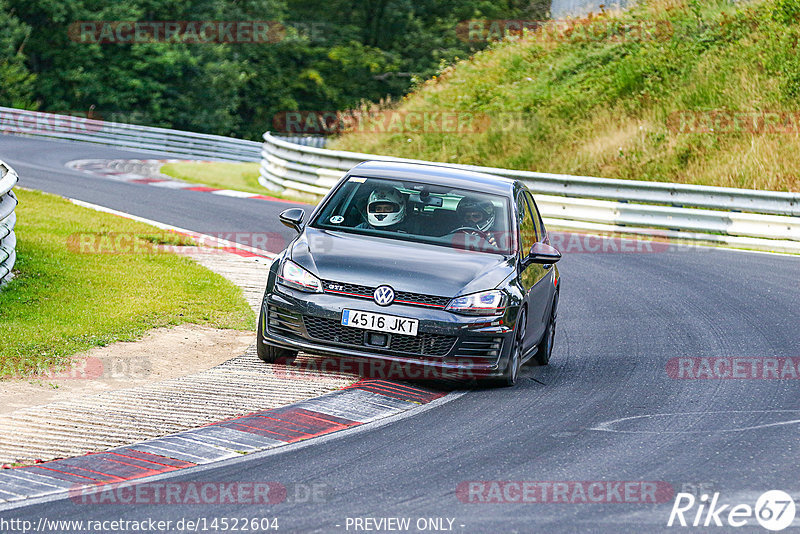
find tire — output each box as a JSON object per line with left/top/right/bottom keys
{"left": 257, "top": 311, "right": 298, "bottom": 364}
{"left": 496, "top": 308, "right": 525, "bottom": 387}
{"left": 534, "top": 295, "right": 558, "bottom": 366}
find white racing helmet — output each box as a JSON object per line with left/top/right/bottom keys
{"left": 367, "top": 188, "right": 406, "bottom": 227}
{"left": 456, "top": 197, "right": 495, "bottom": 232}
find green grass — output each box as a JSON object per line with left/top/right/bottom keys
{"left": 331, "top": 0, "right": 800, "bottom": 192}
{"left": 160, "top": 161, "right": 311, "bottom": 202}
{"left": 0, "top": 189, "right": 254, "bottom": 378}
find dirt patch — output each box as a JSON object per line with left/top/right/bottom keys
{"left": 0, "top": 324, "right": 253, "bottom": 415}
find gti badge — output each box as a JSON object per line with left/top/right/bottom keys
{"left": 373, "top": 285, "right": 395, "bottom": 306}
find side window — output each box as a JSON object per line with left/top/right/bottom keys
{"left": 517, "top": 192, "right": 536, "bottom": 255}
{"left": 525, "top": 191, "right": 544, "bottom": 241}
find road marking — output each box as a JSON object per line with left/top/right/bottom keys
{"left": 67, "top": 158, "right": 300, "bottom": 204}
{"left": 590, "top": 409, "right": 800, "bottom": 434}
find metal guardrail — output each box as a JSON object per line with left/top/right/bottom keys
{"left": 0, "top": 160, "right": 18, "bottom": 286}
{"left": 260, "top": 132, "right": 800, "bottom": 253}
{"left": 274, "top": 135, "right": 328, "bottom": 149}
{"left": 0, "top": 107, "right": 262, "bottom": 162}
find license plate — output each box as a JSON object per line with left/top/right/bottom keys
{"left": 341, "top": 309, "right": 419, "bottom": 336}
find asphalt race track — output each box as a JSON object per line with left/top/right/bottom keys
{"left": 2, "top": 134, "right": 799, "bottom": 532}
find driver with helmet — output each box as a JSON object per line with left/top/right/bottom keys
{"left": 454, "top": 196, "right": 498, "bottom": 247}
{"left": 357, "top": 187, "right": 414, "bottom": 232}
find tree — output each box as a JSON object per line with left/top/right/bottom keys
{"left": 0, "top": 0, "right": 35, "bottom": 108}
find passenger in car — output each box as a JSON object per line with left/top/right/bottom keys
{"left": 454, "top": 197, "right": 499, "bottom": 247}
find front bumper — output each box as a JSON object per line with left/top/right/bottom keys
{"left": 260, "top": 285, "right": 518, "bottom": 380}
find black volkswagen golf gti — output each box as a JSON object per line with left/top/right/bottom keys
{"left": 258, "top": 161, "right": 561, "bottom": 386}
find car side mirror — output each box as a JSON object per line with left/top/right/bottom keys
{"left": 527, "top": 242, "right": 561, "bottom": 264}
{"left": 279, "top": 208, "right": 305, "bottom": 233}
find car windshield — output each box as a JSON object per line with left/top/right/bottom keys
{"left": 311, "top": 176, "right": 513, "bottom": 255}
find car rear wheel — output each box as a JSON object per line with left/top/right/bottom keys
{"left": 257, "top": 311, "right": 298, "bottom": 364}
{"left": 496, "top": 308, "right": 525, "bottom": 387}
{"left": 534, "top": 295, "right": 558, "bottom": 366}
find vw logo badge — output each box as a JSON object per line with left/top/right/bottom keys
{"left": 373, "top": 285, "right": 395, "bottom": 306}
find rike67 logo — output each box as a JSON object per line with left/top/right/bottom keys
{"left": 668, "top": 490, "right": 796, "bottom": 531}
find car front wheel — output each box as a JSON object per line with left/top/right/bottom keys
{"left": 534, "top": 294, "right": 557, "bottom": 366}
{"left": 496, "top": 308, "right": 525, "bottom": 387}
{"left": 257, "top": 311, "right": 298, "bottom": 364}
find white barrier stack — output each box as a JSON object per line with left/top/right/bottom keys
{"left": 0, "top": 160, "right": 18, "bottom": 285}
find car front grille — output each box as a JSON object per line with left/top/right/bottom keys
{"left": 303, "top": 316, "right": 456, "bottom": 357}
{"left": 303, "top": 316, "right": 365, "bottom": 346}
{"left": 321, "top": 280, "right": 451, "bottom": 309}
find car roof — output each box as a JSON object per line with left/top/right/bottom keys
{"left": 349, "top": 160, "right": 517, "bottom": 196}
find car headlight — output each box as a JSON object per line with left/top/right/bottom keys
{"left": 277, "top": 259, "right": 323, "bottom": 293}
{"left": 446, "top": 290, "right": 507, "bottom": 316}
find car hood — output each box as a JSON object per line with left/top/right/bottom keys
{"left": 289, "top": 228, "right": 515, "bottom": 297}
